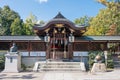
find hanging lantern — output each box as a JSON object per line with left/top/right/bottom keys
{"left": 65, "top": 40, "right": 68, "bottom": 45}
{"left": 69, "top": 33, "right": 74, "bottom": 42}
{"left": 44, "top": 33, "right": 50, "bottom": 42}
{"left": 61, "top": 39, "right": 63, "bottom": 44}
{"left": 51, "top": 40, "right": 52, "bottom": 44}
{"left": 55, "top": 39, "right": 58, "bottom": 44}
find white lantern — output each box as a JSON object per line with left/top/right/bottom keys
{"left": 69, "top": 33, "right": 74, "bottom": 42}
{"left": 44, "top": 33, "right": 50, "bottom": 42}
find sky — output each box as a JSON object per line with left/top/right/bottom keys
{"left": 0, "top": 0, "right": 105, "bottom": 21}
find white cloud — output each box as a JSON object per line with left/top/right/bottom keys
{"left": 37, "top": 0, "right": 48, "bottom": 4}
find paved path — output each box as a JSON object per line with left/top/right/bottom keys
{"left": 43, "top": 72, "right": 74, "bottom": 80}
{"left": 0, "top": 70, "right": 120, "bottom": 80}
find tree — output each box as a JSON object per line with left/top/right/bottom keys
{"left": 98, "top": 0, "right": 120, "bottom": 35}
{"left": 0, "top": 5, "right": 21, "bottom": 35}
{"left": 85, "top": 0, "right": 120, "bottom": 35}
{"left": 10, "top": 18, "right": 23, "bottom": 35}
{"left": 36, "top": 20, "right": 45, "bottom": 26}
{"left": 106, "top": 24, "right": 117, "bottom": 35}
{"left": 85, "top": 8, "right": 110, "bottom": 35}
{"left": 74, "top": 16, "right": 92, "bottom": 27}
{"left": 23, "top": 13, "right": 38, "bottom": 35}
{"left": 0, "top": 7, "right": 7, "bottom": 35}
{"left": 0, "top": 27, "right": 7, "bottom": 35}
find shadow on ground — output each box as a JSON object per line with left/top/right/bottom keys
{"left": 0, "top": 73, "right": 36, "bottom": 79}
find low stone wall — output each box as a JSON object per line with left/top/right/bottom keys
{"left": 0, "top": 51, "right": 7, "bottom": 55}
{"left": 21, "top": 56, "right": 46, "bottom": 67}
{"left": 21, "top": 51, "right": 89, "bottom": 69}
{"left": 73, "top": 51, "right": 88, "bottom": 62}
{"left": 73, "top": 51, "right": 89, "bottom": 69}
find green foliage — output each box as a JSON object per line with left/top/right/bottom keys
{"left": 0, "top": 55, "right": 5, "bottom": 69}
{"left": 85, "top": 0, "right": 120, "bottom": 35}
{"left": 21, "top": 63, "right": 26, "bottom": 71}
{"left": 107, "top": 60, "right": 114, "bottom": 68}
{"left": 89, "top": 53, "right": 96, "bottom": 68}
{"left": 74, "top": 16, "right": 92, "bottom": 27}
{"left": 23, "top": 13, "right": 38, "bottom": 35}
{"left": 10, "top": 18, "right": 23, "bottom": 35}
{"left": 107, "top": 52, "right": 114, "bottom": 68}
{"left": 89, "top": 51, "right": 114, "bottom": 69}
{"left": 0, "top": 27, "right": 7, "bottom": 35}
{"left": 88, "top": 51, "right": 104, "bottom": 68}
{"left": 0, "top": 5, "right": 20, "bottom": 35}
{"left": 0, "top": 6, "right": 41, "bottom": 35}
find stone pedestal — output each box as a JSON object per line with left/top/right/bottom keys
{"left": 91, "top": 63, "right": 106, "bottom": 73}
{"left": 80, "top": 62, "right": 86, "bottom": 71}
{"left": 3, "top": 52, "right": 21, "bottom": 73}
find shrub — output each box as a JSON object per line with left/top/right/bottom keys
{"left": 107, "top": 52, "right": 114, "bottom": 68}
{"left": 88, "top": 51, "right": 104, "bottom": 69}
{"left": 89, "top": 51, "right": 114, "bottom": 69}
{"left": 107, "top": 60, "right": 114, "bottom": 68}
{"left": 0, "top": 55, "right": 5, "bottom": 69}
{"left": 88, "top": 52, "right": 96, "bottom": 68}
{"left": 21, "top": 63, "right": 26, "bottom": 71}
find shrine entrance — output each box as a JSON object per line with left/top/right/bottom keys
{"left": 49, "top": 27, "right": 69, "bottom": 59}
{"left": 44, "top": 23, "right": 75, "bottom": 60}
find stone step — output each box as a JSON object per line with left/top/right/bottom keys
{"left": 114, "top": 66, "right": 120, "bottom": 69}
{"left": 114, "top": 61, "right": 120, "bottom": 69}
{"left": 38, "top": 68, "right": 82, "bottom": 71}
{"left": 33, "top": 61, "right": 86, "bottom": 72}
{"left": 114, "top": 65, "right": 120, "bottom": 67}
{"left": 114, "top": 61, "right": 120, "bottom": 63}
{"left": 114, "top": 61, "right": 120, "bottom": 66}
{"left": 43, "top": 62, "right": 81, "bottom": 65}
{"left": 41, "top": 65, "right": 80, "bottom": 68}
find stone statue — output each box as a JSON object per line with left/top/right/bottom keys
{"left": 10, "top": 43, "right": 18, "bottom": 52}
{"left": 91, "top": 54, "right": 106, "bottom": 73}
{"left": 94, "top": 54, "right": 102, "bottom": 63}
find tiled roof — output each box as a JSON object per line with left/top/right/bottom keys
{"left": 34, "top": 12, "right": 83, "bottom": 28}
{"left": 0, "top": 36, "right": 44, "bottom": 40}
{"left": 0, "top": 36, "right": 120, "bottom": 41}
{"left": 76, "top": 36, "right": 120, "bottom": 41}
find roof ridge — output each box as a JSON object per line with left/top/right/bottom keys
{"left": 53, "top": 12, "right": 66, "bottom": 19}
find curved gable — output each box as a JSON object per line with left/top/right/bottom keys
{"left": 34, "top": 12, "right": 86, "bottom": 36}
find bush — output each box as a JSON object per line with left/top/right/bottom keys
{"left": 0, "top": 55, "right": 5, "bottom": 69}
{"left": 107, "top": 52, "right": 114, "bottom": 68}
{"left": 107, "top": 60, "right": 114, "bottom": 68}
{"left": 89, "top": 51, "right": 114, "bottom": 69}
{"left": 21, "top": 63, "right": 26, "bottom": 71}
{"left": 88, "top": 51, "right": 104, "bottom": 69}
{"left": 88, "top": 53, "right": 96, "bottom": 68}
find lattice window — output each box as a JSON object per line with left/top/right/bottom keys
{"left": 90, "top": 42, "right": 106, "bottom": 51}
{"left": 74, "top": 42, "right": 89, "bottom": 51}
{"left": 31, "top": 42, "right": 46, "bottom": 51}
{"left": 16, "top": 42, "right": 28, "bottom": 51}
{"left": 0, "top": 42, "right": 10, "bottom": 50}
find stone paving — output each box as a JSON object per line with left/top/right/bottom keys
{"left": 0, "top": 70, "right": 120, "bottom": 80}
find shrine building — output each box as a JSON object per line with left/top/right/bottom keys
{"left": 0, "top": 13, "right": 120, "bottom": 67}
